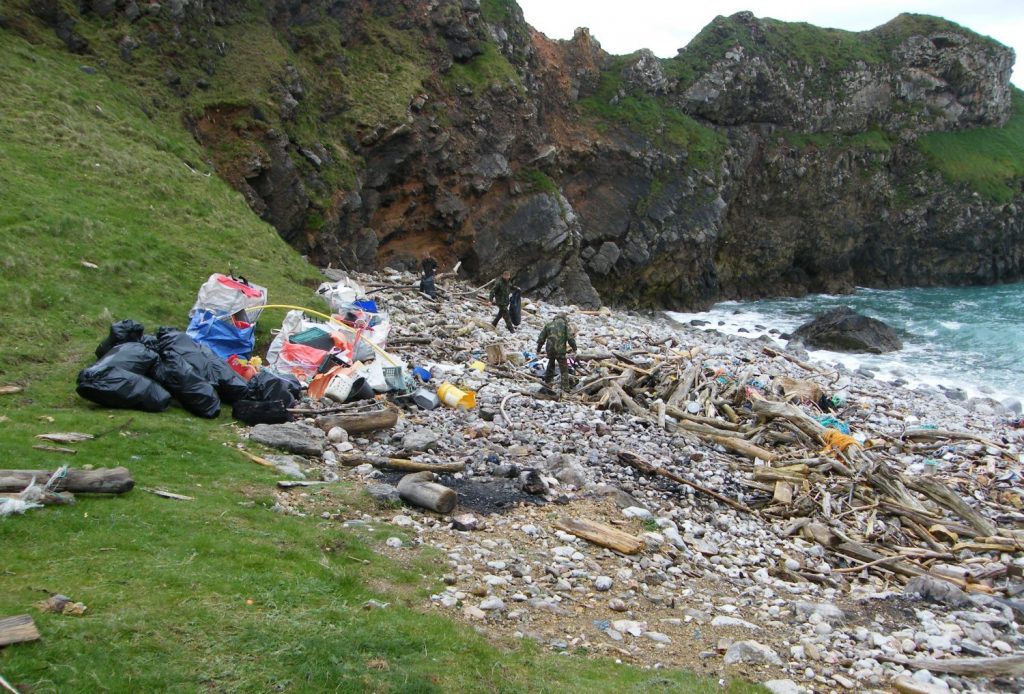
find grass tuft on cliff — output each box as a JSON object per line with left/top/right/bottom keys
{"left": 916, "top": 89, "right": 1024, "bottom": 204}
{"left": 0, "top": 27, "right": 763, "bottom": 694}
{"left": 580, "top": 56, "right": 725, "bottom": 168}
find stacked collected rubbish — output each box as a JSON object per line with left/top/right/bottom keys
{"left": 186, "top": 273, "right": 268, "bottom": 360}
{"left": 77, "top": 320, "right": 304, "bottom": 420}
{"left": 76, "top": 273, "right": 300, "bottom": 420}
{"left": 260, "top": 278, "right": 405, "bottom": 407}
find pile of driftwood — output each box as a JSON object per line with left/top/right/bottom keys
{"left": 574, "top": 344, "right": 1024, "bottom": 597}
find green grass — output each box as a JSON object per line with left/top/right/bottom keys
{"left": 444, "top": 41, "right": 522, "bottom": 93}
{"left": 916, "top": 89, "right": 1024, "bottom": 203}
{"left": 0, "top": 27, "right": 764, "bottom": 693}
{"left": 579, "top": 58, "right": 725, "bottom": 168}
{"left": 515, "top": 168, "right": 559, "bottom": 196}
{"left": 480, "top": 0, "right": 516, "bottom": 25}
{"left": 780, "top": 127, "right": 894, "bottom": 154}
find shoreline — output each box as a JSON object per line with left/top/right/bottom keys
{"left": 665, "top": 301, "right": 1024, "bottom": 412}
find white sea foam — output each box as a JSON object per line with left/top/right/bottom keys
{"left": 666, "top": 293, "right": 1024, "bottom": 405}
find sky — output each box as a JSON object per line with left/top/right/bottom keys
{"left": 514, "top": 0, "right": 1022, "bottom": 86}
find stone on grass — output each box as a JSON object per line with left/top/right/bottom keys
{"left": 249, "top": 422, "right": 326, "bottom": 456}
{"left": 261, "top": 455, "right": 306, "bottom": 479}
{"left": 366, "top": 483, "right": 400, "bottom": 505}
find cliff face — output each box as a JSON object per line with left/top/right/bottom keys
{"left": 8, "top": 0, "right": 1023, "bottom": 308}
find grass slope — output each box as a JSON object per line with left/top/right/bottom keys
{"left": 0, "top": 28, "right": 760, "bottom": 694}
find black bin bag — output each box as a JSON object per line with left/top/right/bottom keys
{"left": 509, "top": 288, "right": 522, "bottom": 327}
{"left": 76, "top": 343, "right": 171, "bottom": 412}
{"left": 231, "top": 400, "right": 294, "bottom": 426}
{"left": 243, "top": 370, "right": 301, "bottom": 406}
{"left": 155, "top": 328, "right": 248, "bottom": 403}
{"left": 151, "top": 351, "right": 221, "bottom": 418}
{"left": 95, "top": 319, "right": 145, "bottom": 358}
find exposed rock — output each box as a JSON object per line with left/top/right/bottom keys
{"left": 793, "top": 601, "right": 846, "bottom": 624}
{"left": 904, "top": 575, "right": 970, "bottom": 607}
{"left": 621, "top": 49, "right": 670, "bottom": 94}
{"left": 791, "top": 306, "right": 903, "bottom": 354}
{"left": 763, "top": 681, "right": 803, "bottom": 694}
{"left": 249, "top": 422, "right": 326, "bottom": 456}
{"left": 452, "top": 513, "right": 480, "bottom": 531}
{"left": 402, "top": 428, "right": 439, "bottom": 452}
{"left": 260, "top": 455, "right": 307, "bottom": 480}
{"left": 724, "top": 640, "right": 782, "bottom": 666}
{"left": 365, "top": 483, "right": 400, "bottom": 505}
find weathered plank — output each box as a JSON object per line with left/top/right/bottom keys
{"left": 553, "top": 517, "right": 643, "bottom": 554}
{"left": 315, "top": 408, "right": 398, "bottom": 435}
{"left": 0, "top": 615, "right": 40, "bottom": 646}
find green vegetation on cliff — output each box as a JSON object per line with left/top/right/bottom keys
{"left": 0, "top": 26, "right": 762, "bottom": 694}
{"left": 444, "top": 42, "right": 522, "bottom": 92}
{"left": 580, "top": 56, "right": 725, "bottom": 167}
{"left": 665, "top": 12, "right": 998, "bottom": 94}
{"left": 916, "top": 89, "right": 1024, "bottom": 203}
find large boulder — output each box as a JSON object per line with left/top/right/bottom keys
{"left": 791, "top": 306, "right": 902, "bottom": 354}
{"left": 249, "top": 422, "right": 326, "bottom": 457}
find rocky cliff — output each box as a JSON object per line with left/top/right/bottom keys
{"left": 7, "top": 0, "right": 1023, "bottom": 308}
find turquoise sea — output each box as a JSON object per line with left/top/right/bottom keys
{"left": 666, "top": 282, "right": 1024, "bottom": 403}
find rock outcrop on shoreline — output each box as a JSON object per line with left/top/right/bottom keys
{"left": 261, "top": 270, "right": 1024, "bottom": 693}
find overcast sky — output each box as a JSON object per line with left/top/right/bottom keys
{"left": 515, "top": 0, "right": 1022, "bottom": 86}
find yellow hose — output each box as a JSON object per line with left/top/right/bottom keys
{"left": 247, "top": 304, "right": 400, "bottom": 366}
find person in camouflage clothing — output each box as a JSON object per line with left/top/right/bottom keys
{"left": 536, "top": 313, "right": 577, "bottom": 389}
{"left": 489, "top": 270, "right": 516, "bottom": 332}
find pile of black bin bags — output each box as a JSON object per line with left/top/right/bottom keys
{"left": 77, "top": 319, "right": 300, "bottom": 422}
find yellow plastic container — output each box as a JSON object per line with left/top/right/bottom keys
{"left": 437, "top": 382, "right": 476, "bottom": 409}
{"left": 469, "top": 360, "right": 486, "bottom": 372}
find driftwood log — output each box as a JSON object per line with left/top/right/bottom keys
{"left": 337, "top": 453, "right": 465, "bottom": 473}
{"left": 617, "top": 451, "right": 754, "bottom": 514}
{"left": 883, "top": 655, "right": 1024, "bottom": 677}
{"left": 0, "top": 467, "right": 133, "bottom": 494}
{"left": 397, "top": 471, "right": 457, "bottom": 513}
{"left": 553, "top": 517, "right": 643, "bottom": 554}
{"left": 709, "top": 435, "right": 777, "bottom": 462}
{"left": 315, "top": 408, "right": 398, "bottom": 435}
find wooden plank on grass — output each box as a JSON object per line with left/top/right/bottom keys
{"left": 0, "top": 615, "right": 40, "bottom": 646}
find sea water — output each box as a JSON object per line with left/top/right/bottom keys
{"left": 666, "top": 282, "right": 1024, "bottom": 404}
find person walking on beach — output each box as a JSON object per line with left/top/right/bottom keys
{"left": 419, "top": 254, "right": 438, "bottom": 300}
{"left": 489, "top": 269, "right": 517, "bottom": 332}
{"left": 537, "top": 312, "right": 577, "bottom": 390}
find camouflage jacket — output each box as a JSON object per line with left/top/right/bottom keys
{"left": 490, "top": 277, "right": 512, "bottom": 306}
{"left": 537, "top": 317, "right": 576, "bottom": 356}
